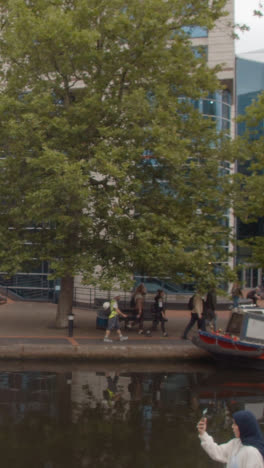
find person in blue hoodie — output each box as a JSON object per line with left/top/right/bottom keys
{"left": 197, "top": 409, "right": 264, "bottom": 467}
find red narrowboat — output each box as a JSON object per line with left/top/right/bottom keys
{"left": 192, "top": 306, "right": 264, "bottom": 368}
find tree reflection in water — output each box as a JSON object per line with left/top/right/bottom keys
{"left": 0, "top": 367, "right": 263, "bottom": 467}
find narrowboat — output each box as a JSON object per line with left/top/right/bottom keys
{"left": 192, "top": 305, "right": 264, "bottom": 368}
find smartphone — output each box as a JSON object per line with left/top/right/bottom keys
{"left": 202, "top": 408, "right": 208, "bottom": 419}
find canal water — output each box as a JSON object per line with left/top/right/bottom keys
{"left": 0, "top": 361, "right": 263, "bottom": 468}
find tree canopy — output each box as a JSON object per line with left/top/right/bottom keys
{"left": 0, "top": 0, "right": 233, "bottom": 325}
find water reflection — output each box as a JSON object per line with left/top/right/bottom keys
{"left": 0, "top": 363, "right": 263, "bottom": 467}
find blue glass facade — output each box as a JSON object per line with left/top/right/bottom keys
{"left": 192, "top": 91, "right": 232, "bottom": 133}
{"left": 236, "top": 56, "right": 264, "bottom": 286}
{"left": 236, "top": 57, "right": 264, "bottom": 137}
{"left": 179, "top": 90, "right": 232, "bottom": 134}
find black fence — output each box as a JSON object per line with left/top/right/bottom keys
{"left": 0, "top": 279, "right": 231, "bottom": 310}
{"left": 0, "top": 274, "right": 55, "bottom": 301}
{"left": 72, "top": 287, "right": 190, "bottom": 310}
{"left": 73, "top": 287, "right": 152, "bottom": 309}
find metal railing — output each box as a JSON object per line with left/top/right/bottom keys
{"left": 73, "top": 287, "right": 134, "bottom": 309}
{"left": 0, "top": 275, "right": 194, "bottom": 308}
{"left": 0, "top": 273, "right": 55, "bottom": 301}
{"left": 72, "top": 287, "right": 184, "bottom": 310}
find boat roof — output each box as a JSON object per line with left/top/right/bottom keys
{"left": 227, "top": 309, "right": 264, "bottom": 344}
{"left": 238, "top": 305, "right": 264, "bottom": 315}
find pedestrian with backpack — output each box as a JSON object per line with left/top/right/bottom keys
{"left": 103, "top": 296, "right": 128, "bottom": 343}
{"left": 182, "top": 291, "right": 206, "bottom": 340}
{"left": 204, "top": 287, "right": 217, "bottom": 331}
{"left": 124, "top": 288, "right": 137, "bottom": 329}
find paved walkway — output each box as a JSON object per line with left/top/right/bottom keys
{"left": 0, "top": 300, "right": 231, "bottom": 361}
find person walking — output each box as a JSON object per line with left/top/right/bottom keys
{"left": 126, "top": 283, "right": 147, "bottom": 332}
{"left": 231, "top": 282, "right": 243, "bottom": 309}
{"left": 152, "top": 289, "right": 168, "bottom": 337}
{"left": 133, "top": 283, "right": 147, "bottom": 334}
{"left": 197, "top": 409, "right": 264, "bottom": 467}
{"left": 103, "top": 296, "right": 128, "bottom": 343}
{"left": 182, "top": 291, "right": 205, "bottom": 340}
{"left": 204, "top": 287, "right": 217, "bottom": 331}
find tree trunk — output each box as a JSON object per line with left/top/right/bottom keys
{"left": 55, "top": 276, "right": 74, "bottom": 328}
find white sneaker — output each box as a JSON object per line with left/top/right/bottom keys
{"left": 120, "top": 336, "right": 128, "bottom": 341}
{"left": 103, "top": 337, "right": 113, "bottom": 343}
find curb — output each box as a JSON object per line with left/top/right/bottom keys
{"left": 0, "top": 343, "right": 209, "bottom": 361}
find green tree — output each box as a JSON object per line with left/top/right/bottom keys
{"left": 232, "top": 91, "right": 264, "bottom": 270}
{"left": 0, "top": 0, "right": 232, "bottom": 327}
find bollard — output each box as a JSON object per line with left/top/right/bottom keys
{"left": 68, "top": 314, "right": 74, "bottom": 337}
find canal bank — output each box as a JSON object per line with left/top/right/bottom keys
{"left": 0, "top": 300, "right": 231, "bottom": 361}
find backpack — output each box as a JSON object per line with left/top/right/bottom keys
{"left": 188, "top": 295, "right": 194, "bottom": 310}
{"left": 102, "top": 301, "right": 111, "bottom": 317}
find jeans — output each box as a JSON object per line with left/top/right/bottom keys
{"left": 233, "top": 296, "right": 239, "bottom": 308}
{"left": 152, "top": 313, "right": 167, "bottom": 333}
{"left": 182, "top": 313, "right": 205, "bottom": 339}
{"left": 125, "top": 311, "right": 144, "bottom": 330}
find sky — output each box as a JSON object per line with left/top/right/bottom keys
{"left": 235, "top": 0, "right": 264, "bottom": 53}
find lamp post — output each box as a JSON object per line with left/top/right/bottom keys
{"left": 68, "top": 313, "right": 74, "bottom": 337}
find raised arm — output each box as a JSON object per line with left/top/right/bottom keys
{"left": 197, "top": 418, "right": 235, "bottom": 464}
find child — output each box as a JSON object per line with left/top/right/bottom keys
{"left": 103, "top": 296, "right": 128, "bottom": 343}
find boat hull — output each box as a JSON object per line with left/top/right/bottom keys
{"left": 193, "top": 331, "right": 264, "bottom": 369}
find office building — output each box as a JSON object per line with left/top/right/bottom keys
{"left": 236, "top": 49, "right": 264, "bottom": 288}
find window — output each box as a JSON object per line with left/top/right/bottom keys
{"left": 182, "top": 26, "right": 208, "bottom": 38}
{"left": 192, "top": 45, "right": 208, "bottom": 59}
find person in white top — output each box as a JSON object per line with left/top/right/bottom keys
{"left": 197, "top": 409, "right": 264, "bottom": 468}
